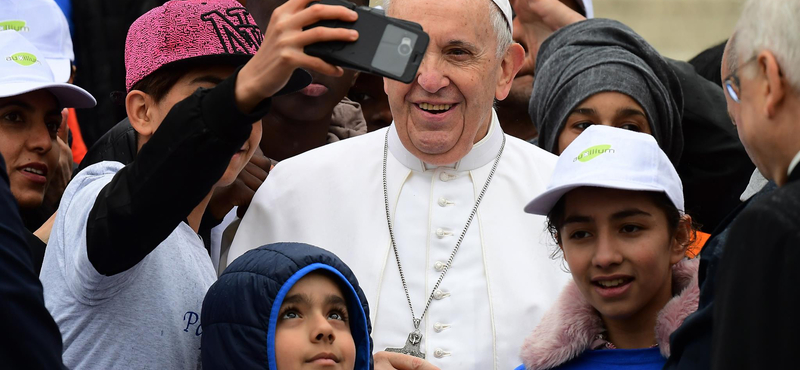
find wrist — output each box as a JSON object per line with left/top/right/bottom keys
{"left": 234, "top": 64, "right": 266, "bottom": 114}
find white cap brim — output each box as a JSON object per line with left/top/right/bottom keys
{"left": 524, "top": 179, "right": 669, "bottom": 216}
{"left": 0, "top": 81, "right": 96, "bottom": 109}
{"left": 45, "top": 58, "right": 72, "bottom": 83}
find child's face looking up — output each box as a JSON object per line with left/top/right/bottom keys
{"left": 558, "top": 187, "right": 687, "bottom": 324}
{"left": 275, "top": 272, "right": 356, "bottom": 370}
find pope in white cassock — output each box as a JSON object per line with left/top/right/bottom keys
{"left": 228, "top": 0, "right": 571, "bottom": 368}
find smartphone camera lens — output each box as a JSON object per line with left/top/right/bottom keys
{"left": 398, "top": 37, "right": 412, "bottom": 56}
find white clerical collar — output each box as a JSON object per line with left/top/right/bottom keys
{"left": 788, "top": 150, "right": 800, "bottom": 177}
{"left": 388, "top": 109, "right": 504, "bottom": 172}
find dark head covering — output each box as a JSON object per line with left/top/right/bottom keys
{"left": 201, "top": 242, "right": 373, "bottom": 370}
{"left": 529, "top": 18, "right": 684, "bottom": 164}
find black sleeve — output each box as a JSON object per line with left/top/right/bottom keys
{"left": 0, "top": 157, "right": 66, "bottom": 369}
{"left": 711, "top": 192, "right": 800, "bottom": 369}
{"left": 86, "top": 69, "right": 271, "bottom": 276}
{"left": 23, "top": 229, "right": 46, "bottom": 275}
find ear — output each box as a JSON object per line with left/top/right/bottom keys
{"left": 125, "top": 90, "right": 157, "bottom": 144}
{"left": 670, "top": 214, "right": 693, "bottom": 264}
{"left": 759, "top": 50, "right": 787, "bottom": 119}
{"left": 495, "top": 43, "right": 525, "bottom": 101}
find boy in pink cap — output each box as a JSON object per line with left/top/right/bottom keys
{"left": 39, "top": 0, "right": 360, "bottom": 369}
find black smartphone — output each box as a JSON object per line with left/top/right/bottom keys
{"left": 304, "top": 0, "right": 429, "bottom": 83}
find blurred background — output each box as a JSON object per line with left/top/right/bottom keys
{"left": 370, "top": 0, "right": 745, "bottom": 61}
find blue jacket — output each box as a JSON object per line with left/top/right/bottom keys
{"left": 201, "top": 242, "right": 373, "bottom": 370}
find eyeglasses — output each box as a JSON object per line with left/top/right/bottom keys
{"left": 723, "top": 56, "right": 757, "bottom": 103}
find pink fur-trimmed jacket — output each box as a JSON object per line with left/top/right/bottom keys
{"left": 518, "top": 258, "right": 700, "bottom": 370}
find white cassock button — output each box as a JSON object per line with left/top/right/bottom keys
{"left": 433, "top": 261, "right": 445, "bottom": 271}
{"left": 433, "top": 322, "right": 451, "bottom": 332}
{"left": 433, "top": 289, "right": 449, "bottom": 300}
{"left": 437, "top": 197, "right": 448, "bottom": 207}
{"left": 439, "top": 172, "right": 455, "bottom": 182}
{"left": 433, "top": 349, "right": 451, "bottom": 358}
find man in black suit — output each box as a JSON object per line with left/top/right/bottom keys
{"left": 710, "top": 1, "right": 800, "bottom": 368}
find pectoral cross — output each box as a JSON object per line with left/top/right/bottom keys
{"left": 385, "top": 330, "right": 425, "bottom": 359}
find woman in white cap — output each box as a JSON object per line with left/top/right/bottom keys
{"left": 515, "top": 125, "right": 699, "bottom": 370}
{"left": 0, "top": 30, "right": 95, "bottom": 272}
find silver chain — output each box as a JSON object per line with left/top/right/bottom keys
{"left": 382, "top": 129, "right": 505, "bottom": 330}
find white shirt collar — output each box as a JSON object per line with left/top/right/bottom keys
{"left": 388, "top": 109, "right": 504, "bottom": 172}
{"left": 788, "top": 150, "right": 800, "bottom": 177}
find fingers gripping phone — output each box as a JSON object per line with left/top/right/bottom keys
{"left": 304, "top": 0, "right": 429, "bottom": 83}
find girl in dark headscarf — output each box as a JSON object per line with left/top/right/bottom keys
{"left": 528, "top": 18, "right": 684, "bottom": 164}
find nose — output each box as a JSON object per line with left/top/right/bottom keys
{"left": 591, "top": 232, "right": 623, "bottom": 269}
{"left": 416, "top": 56, "right": 449, "bottom": 94}
{"left": 27, "top": 119, "right": 55, "bottom": 155}
{"left": 310, "top": 315, "right": 336, "bottom": 344}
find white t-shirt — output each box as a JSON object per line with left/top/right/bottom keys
{"left": 40, "top": 161, "right": 216, "bottom": 370}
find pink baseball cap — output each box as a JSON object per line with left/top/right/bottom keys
{"left": 125, "top": 0, "right": 310, "bottom": 94}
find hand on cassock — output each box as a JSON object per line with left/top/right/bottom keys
{"left": 511, "top": 0, "right": 586, "bottom": 77}
{"left": 374, "top": 351, "right": 441, "bottom": 370}
{"left": 207, "top": 146, "right": 277, "bottom": 221}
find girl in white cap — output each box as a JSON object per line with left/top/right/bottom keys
{"left": 515, "top": 125, "right": 699, "bottom": 370}
{"left": 0, "top": 30, "right": 95, "bottom": 272}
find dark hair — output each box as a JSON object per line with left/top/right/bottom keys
{"left": 128, "top": 62, "right": 192, "bottom": 103}
{"left": 545, "top": 189, "right": 699, "bottom": 260}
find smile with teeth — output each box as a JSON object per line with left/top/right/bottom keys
{"left": 418, "top": 102, "right": 453, "bottom": 112}
{"left": 22, "top": 167, "right": 45, "bottom": 176}
{"left": 596, "top": 278, "right": 630, "bottom": 288}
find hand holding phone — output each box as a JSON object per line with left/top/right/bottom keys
{"left": 304, "top": 0, "right": 430, "bottom": 83}
{"left": 235, "top": 0, "right": 360, "bottom": 112}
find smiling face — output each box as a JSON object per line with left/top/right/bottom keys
{"left": 0, "top": 90, "right": 61, "bottom": 209}
{"left": 557, "top": 187, "right": 686, "bottom": 323}
{"left": 385, "top": 0, "right": 518, "bottom": 165}
{"left": 556, "top": 92, "right": 652, "bottom": 154}
{"left": 275, "top": 272, "right": 356, "bottom": 370}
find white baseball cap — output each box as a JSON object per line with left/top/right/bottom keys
{"left": 524, "top": 125, "right": 683, "bottom": 215}
{"left": 0, "top": 0, "right": 74, "bottom": 83}
{"left": 0, "top": 31, "right": 95, "bottom": 108}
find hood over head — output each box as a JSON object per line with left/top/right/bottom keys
{"left": 201, "top": 242, "right": 373, "bottom": 370}
{"left": 529, "top": 18, "right": 684, "bottom": 164}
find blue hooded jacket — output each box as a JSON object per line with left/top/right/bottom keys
{"left": 201, "top": 242, "right": 373, "bottom": 370}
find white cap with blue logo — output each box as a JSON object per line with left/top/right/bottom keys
{"left": 524, "top": 125, "right": 683, "bottom": 215}
{"left": 0, "top": 30, "right": 95, "bottom": 108}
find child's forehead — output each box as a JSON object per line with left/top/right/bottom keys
{"left": 283, "top": 270, "right": 349, "bottom": 304}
